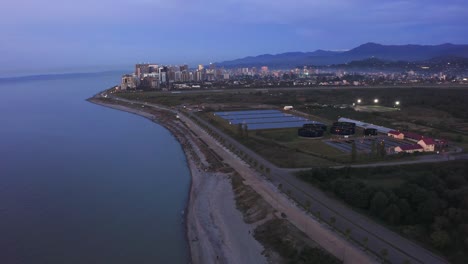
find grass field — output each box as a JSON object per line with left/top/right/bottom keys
{"left": 117, "top": 87, "right": 468, "bottom": 164}
{"left": 200, "top": 112, "right": 341, "bottom": 167}
{"left": 354, "top": 105, "right": 399, "bottom": 112}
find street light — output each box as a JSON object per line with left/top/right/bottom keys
{"left": 395, "top": 101, "right": 400, "bottom": 106}
{"left": 357, "top": 99, "right": 362, "bottom": 104}
{"left": 374, "top": 99, "right": 379, "bottom": 103}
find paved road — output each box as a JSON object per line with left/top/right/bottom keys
{"left": 108, "top": 95, "right": 449, "bottom": 264}
{"left": 278, "top": 153, "right": 468, "bottom": 173}
{"left": 186, "top": 110, "right": 449, "bottom": 264}
{"left": 121, "top": 84, "right": 468, "bottom": 96}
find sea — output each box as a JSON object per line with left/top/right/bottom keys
{"left": 0, "top": 72, "right": 190, "bottom": 264}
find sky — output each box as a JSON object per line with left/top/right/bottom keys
{"left": 2, "top": 0, "right": 468, "bottom": 76}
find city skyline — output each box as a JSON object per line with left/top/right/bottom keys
{"left": 2, "top": 0, "right": 468, "bottom": 77}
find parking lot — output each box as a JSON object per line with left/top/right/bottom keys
{"left": 324, "top": 135, "right": 413, "bottom": 154}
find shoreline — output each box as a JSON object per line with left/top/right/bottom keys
{"left": 87, "top": 98, "right": 196, "bottom": 263}
{"left": 88, "top": 95, "right": 379, "bottom": 264}
{"left": 87, "top": 97, "right": 267, "bottom": 264}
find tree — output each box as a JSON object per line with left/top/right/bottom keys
{"left": 305, "top": 200, "right": 312, "bottom": 212}
{"left": 362, "top": 237, "right": 369, "bottom": 251}
{"left": 351, "top": 141, "right": 357, "bottom": 162}
{"left": 370, "top": 140, "right": 377, "bottom": 158}
{"left": 244, "top": 124, "right": 249, "bottom": 137}
{"left": 370, "top": 191, "right": 389, "bottom": 217}
{"left": 345, "top": 228, "right": 352, "bottom": 240}
{"left": 237, "top": 123, "right": 244, "bottom": 137}
{"left": 379, "top": 140, "right": 387, "bottom": 158}
{"left": 332, "top": 179, "right": 371, "bottom": 209}
{"left": 383, "top": 203, "right": 401, "bottom": 225}
{"left": 397, "top": 198, "right": 413, "bottom": 224}
{"left": 417, "top": 198, "right": 441, "bottom": 224}
{"left": 430, "top": 230, "right": 450, "bottom": 249}
{"left": 380, "top": 248, "right": 388, "bottom": 262}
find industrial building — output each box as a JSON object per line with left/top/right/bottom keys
{"left": 330, "top": 121, "right": 356, "bottom": 135}
{"left": 364, "top": 128, "right": 378, "bottom": 136}
{"left": 338, "top": 117, "right": 392, "bottom": 134}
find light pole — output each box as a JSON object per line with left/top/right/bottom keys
{"left": 374, "top": 99, "right": 379, "bottom": 104}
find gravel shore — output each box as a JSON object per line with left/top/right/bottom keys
{"left": 88, "top": 98, "right": 267, "bottom": 264}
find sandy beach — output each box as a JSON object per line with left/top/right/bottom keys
{"left": 89, "top": 96, "right": 378, "bottom": 264}
{"left": 88, "top": 98, "right": 267, "bottom": 264}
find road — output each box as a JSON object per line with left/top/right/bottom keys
{"left": 108, "top": 95, "right": 450, "bottom": 264}
{"left": 186, "top": 109, "right": 449, "bottom": 264}
{"left": 123, "top": 84, "right": 468, "bottom": 95}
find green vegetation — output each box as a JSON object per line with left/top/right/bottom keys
{"left": 200, "top": 112, "right": 340, "bottom": 167}
{"left": 297, "top": 161, "right": 468, "bottom": 263}
{"left": 254, "top": 218, "right": 342, "bottom": 264}
{"left": 118, "top": 87, "right": 468, "bottom": 155}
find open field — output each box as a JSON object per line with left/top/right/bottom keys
{"left": 355, "top": 105, "right": 400, "bottom": 112}
{"left": 116, "top": 87, "right": 468, "bottom": 166}
{"left": 199, "top": 112, "right": 342, "bottom": 167}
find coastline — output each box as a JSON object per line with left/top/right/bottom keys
{"left": 88, "top": 95, "right": 379, "bottom": 264}
{"left": 87, "top": 97, "right": 267, "bottom": 264}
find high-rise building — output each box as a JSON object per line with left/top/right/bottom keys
{"left": 158, "top": 67, "right": 168, "bottom": 84}
{"left": 180, "top": 65, "right": 189, "bottom": 71}
{"left": 148, "top": 64, "right": 159, "bottom": 73}
{"left": 175, "top": 71, "right": 181, "bottom": 82}
{"left": 120, "top": 74, "right": 137, "bottom": 90}
{"left": 198, "top": 64, "right": 204, "bottom": 71}
{"left": 181, "top": 71, "right": 190, "bottom": 82}
{"left": 135, "top": 64, "right": 149, "bottom": 77}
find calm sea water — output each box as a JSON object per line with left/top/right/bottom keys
{"left": 0, "top": 72, "right": 190, "bottom": 264}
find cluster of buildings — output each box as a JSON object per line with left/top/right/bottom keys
{"left": 388, "top": 131, "right": 446, "bottom": 153}
{"left": 118, "top": 62, "right": 468, "bottom": 91}
{"left": 337, "top": 117, "right": 447, "bottom": 154}
{"left": 119, "top": 63, "right": 231, "bottom": 90}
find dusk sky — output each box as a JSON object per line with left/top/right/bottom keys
{"left": 2, "top": 0, "right": 468, "bottom": 76}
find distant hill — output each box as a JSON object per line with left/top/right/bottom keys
{"left": 216, "top": 43, "right": 468, "bottom": 68}
{"left": 313, "top": 56, "right": 468, "bottom": 74}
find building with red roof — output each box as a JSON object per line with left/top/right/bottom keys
{"left": 388, "top": 130, "right": 404, "bottom": 139}
{"left": 395, "top": 144, "right": 424, "bottom": 153}
{"left": 418, "top": 138, "right": 436, "bottom": 152}
{"left": 404, "top": 132, "right": 424, "bottom": 142}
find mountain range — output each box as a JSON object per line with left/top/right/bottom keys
{"left": 216, "top": 43, "right": 468, "bottom": 68}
